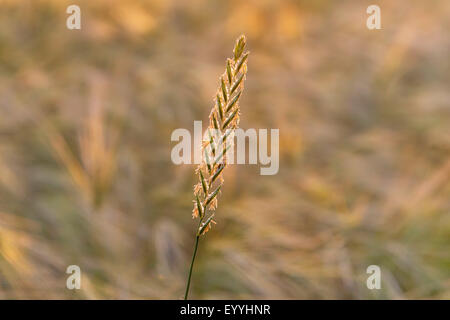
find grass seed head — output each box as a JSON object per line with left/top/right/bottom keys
{"left": 191, "top": 35, "right": 249, "bottom": 235}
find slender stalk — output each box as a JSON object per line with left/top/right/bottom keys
{"left": 184, "top": 235, "right": 200, "bottom": 300}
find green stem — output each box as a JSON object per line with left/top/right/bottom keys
{"left": 184, "top": 235, "right": 200, "bottom": 300}
{"left": 185, "top": 182, "right": 211, "bottom": 299}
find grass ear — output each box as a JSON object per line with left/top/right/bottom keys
{"left": 184, "top": 35, "right": 249, "bottom": 300}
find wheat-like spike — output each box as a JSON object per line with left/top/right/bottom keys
{"left": 191, "top": 35, "right": 249, "bottom": 235}
{"left": 185, "top": 35, "right": 249, "bottom": 300}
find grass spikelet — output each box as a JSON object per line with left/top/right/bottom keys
{"left": 235, "top": 52, "right": 249, "bottom": 74}
{"left": 184, "top": 35, "right": 249, "bottom": 300}
{"left": 221, "top": 77, "right": 228, "bottom": 103}
{"left": 230, "top": 73, "right": 244, "bottom": 95}
{"left": 197, "top": 214, "right": 216, "bottom": 236}
{"left": 216, "top": 95, "right": 224, "bottom": 120}
{"left": 199, "top": 171, "right": 208, "bottom": 194}
{"left": 222, "top": 108, "right": 239, "bottom": 130}
{"left": 226, "top": 91, "right": 242, "bottom": 112}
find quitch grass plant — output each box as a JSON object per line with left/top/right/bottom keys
{"left": 184, "top": 35, "right": 249, "bottom": 300}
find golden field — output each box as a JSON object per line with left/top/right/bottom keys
{"left": 0, "top": 0, "right": 449, "bottom": 299}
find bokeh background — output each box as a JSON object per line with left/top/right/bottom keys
{"left": 0, "top": 0, "right": 449, "bottom": 299}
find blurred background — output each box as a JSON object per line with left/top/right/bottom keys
{"left": 0, "top": 0, "right": 449, "bottom": 299}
